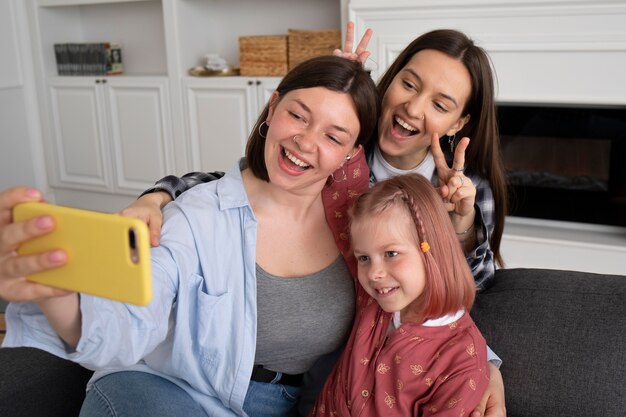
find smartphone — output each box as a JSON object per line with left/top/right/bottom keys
{"left": 13, "top": 202, "right": 152, "bottom": 306}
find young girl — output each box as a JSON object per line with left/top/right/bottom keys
{"left": 312, "top": 173, "right": 489, "bottom": 416}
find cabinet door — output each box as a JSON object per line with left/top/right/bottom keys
{"left": 47, "top": 78, "right": 112, "bottom": 192}
{"left": 105, "top": 77, "right": 174, "bottom": 195}
{"left": 183, "top": 77, "right": 282, "bottom": 172}
{"left": 254, "top": 77, "right": 281, "bottom": 116}
{"left": 183, "top": 77, "right": 256, "bottom": 172}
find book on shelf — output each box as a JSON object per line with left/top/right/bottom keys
{"left": 106, "top": 43, "right": 123, "bottom": 75}
{"left": 53, "top": 43, "right": 123, "bottom": 76}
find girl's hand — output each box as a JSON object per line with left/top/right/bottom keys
{"left": 431, "top": 133, "right": 477, "bottom": 232}
{"left": 0, "top": 187, "right": 71, "bottom": 302}
{"left": 333, "top": 21, "right": 373, "bottom": 65}
{"left": 471, "top": 363, "right": 507, "bottom": 417}
{"left": 118, "top": 191, "right": 171, "bottom": 247}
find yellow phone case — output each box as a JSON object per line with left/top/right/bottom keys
{"left": 13, "top": 202, "right": 152, "bottom": 306}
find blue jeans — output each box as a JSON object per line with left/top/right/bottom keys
{"left": 80, "top": 371, "right": 302, "bottom": 417}
{"left": 80, "top": 371, "right": 208, "bottom": 417}
{"left": 244, "top": 379, "right": 302, "bottom": 417}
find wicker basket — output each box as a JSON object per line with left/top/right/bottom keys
{"left": 288, "top": 29, "right": 341, "bottom": 70}
{"left": 239, "top": 35, "right": 288, "bottom": 76}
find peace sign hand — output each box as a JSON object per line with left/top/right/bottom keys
{"left": 431, "top": 133, "right": 477, "bottom": 230}
{"left": 333, "top": 21, "right": 372, "bottom": 66}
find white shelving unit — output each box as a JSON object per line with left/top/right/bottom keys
{"left": 24, "top": 0, "right": 341, "bottom": 211}
{"left": 173, "top": 0, "right": 340, "bottom": 72}
{"left": 33, "top": 0, "right": 167, "bottom": 77}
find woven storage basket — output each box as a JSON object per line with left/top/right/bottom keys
{"left": 239, "top": 35, "right": 288, "bottom": 76}
{"left": 288, "top": 29, "right": 341, "bottom": 70}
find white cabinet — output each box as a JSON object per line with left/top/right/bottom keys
{"left": 183, "top": 76, "right": 280, "bottom": 172}
{"left": 46, "top": 76, "right": 174, "bottom": 196}
{"left": 22, "top": 0, "right": 340, "bottom": 206}
{"left": 27, "top": 0, "right": 174, "bottom": 207}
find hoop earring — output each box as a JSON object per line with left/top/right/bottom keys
{"left": 258, "top": 121, "right": 268, "bottom": 138}
{"left": 447, "top": 134, "right": 456, "bottom": 153}
{"left": 330, "top": 166, "right": 347, "bottom": 183}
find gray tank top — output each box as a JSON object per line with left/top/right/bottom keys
{"left": 254, "top": 256, "right": 355, "bottom": 374}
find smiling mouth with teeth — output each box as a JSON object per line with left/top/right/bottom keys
{"left": 394, "top": 116, "right": 419, "bottom": 136}
{"left": 377, "top": 287, "right": 398, "bottom": 295}
{"left": 283, "top": 148, "right": 311, "bottom": 169}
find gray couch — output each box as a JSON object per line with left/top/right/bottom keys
{"left": 1, "top": 268, "right": 625, "bottom": 417}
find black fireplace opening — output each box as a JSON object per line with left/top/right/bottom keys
{"left": 497, "top": 103, "right": 626, "bottom": 227}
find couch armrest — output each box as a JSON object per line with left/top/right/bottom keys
{"left": 0, "top": 347, "right": 93, "bottom": 417}
{"left": 471, "top": 268, "right": 626, "bottom": 417}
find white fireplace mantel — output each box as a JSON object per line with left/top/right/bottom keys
{"left": 341, "top": 0, "right": 626, "bottom": 275}
{"left": 342, "top": 0, "right": 626, "bottom": 105}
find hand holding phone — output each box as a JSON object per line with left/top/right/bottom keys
{"left": 13, "top": 202, "right": 152, "bottom": 305}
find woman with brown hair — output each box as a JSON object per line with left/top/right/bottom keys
{"left": 0, "top": 55, "right": 380, "bottom": 417}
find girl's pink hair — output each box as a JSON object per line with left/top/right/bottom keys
{"left": 349, "top": 174, "right": 476, "bottom": 319}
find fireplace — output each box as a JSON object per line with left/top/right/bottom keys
{"left": 498, "top": 103, "right": 626, "bottom": 227}
{"left": 346, "top": 0, "right": 626, "bottom": 273}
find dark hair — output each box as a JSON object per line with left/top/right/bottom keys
{"left": 373, "top": 29, "right": 507, "bottom": 266}
{"left": 246, "top": 55, "right": 380, "bottom": 182}
{"left": 349, "top": 173, "right": 476, "bottom": 318}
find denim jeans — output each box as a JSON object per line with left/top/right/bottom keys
{"left": 243, "top": 379, "right": 302, "bottom": 417}
{"left": 79, "top": 370, "right": 302, "bottom": 417}
{"left": 80, "top": 371, "right": 208, "bottom": 417}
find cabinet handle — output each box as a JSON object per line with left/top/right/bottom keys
{"left": 247, "top": 81, "right": 253, "bottom": 85}
{"left": 95, "top": 79, "right": 101, "bottom": 84}
{"left": 102, "top": 79, "right": 107, "bottom": 84}
{"left": 256, "top": 80, "right": 261, "bottom": 85}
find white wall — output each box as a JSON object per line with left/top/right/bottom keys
{"left": 345, "top": 0, "right": 626, "bottom": 105}
{"left": 0, "top": 0, "right": 48, "bottom": 195}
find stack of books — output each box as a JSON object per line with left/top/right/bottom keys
{"left": 54, "top": 43, "right": 123, "bottom": 76}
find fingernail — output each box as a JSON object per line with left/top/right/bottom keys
{"left": 25, "top": 188, "right": 42, "bottom": 199}
{"left": 35, "top": 216, "right": 54, "bottom": 230}
{"left": 48, "top": 250, "right": 66, "bottom": 263}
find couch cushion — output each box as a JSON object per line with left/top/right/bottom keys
{"left": 471, "top": 268, "right": 626, "bottom": 417}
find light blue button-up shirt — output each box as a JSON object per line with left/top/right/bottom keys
{"left": 5, "top": 161, "right": 258, "bottom": 416}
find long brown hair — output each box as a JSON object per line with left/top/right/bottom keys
{"left": 246, "top": 55, "right": 380, "bottom": 182}
{"left": 371, "top": 29, "right": 507, "bottom": 266}
{"left": 349, "top": 173, "right": 476, "bottom": 318}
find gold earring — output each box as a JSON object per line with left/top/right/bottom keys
{"left": 330, "top": 165, "right": 347, "bottom": 183}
